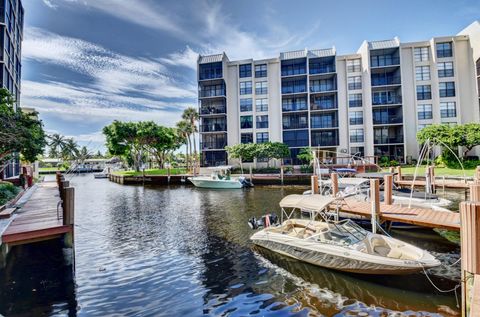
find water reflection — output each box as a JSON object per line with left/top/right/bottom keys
{"left": 0, "top": 174, "right": 462, "bottom": 316}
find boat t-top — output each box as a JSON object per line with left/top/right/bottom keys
{"left": 249, "top": 194, "right": 440, "bottom": 274}
{"left": 188, "top": 166, "right": 253, "bottom": 189}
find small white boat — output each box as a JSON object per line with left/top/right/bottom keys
{"left": 250, "top": 194, "right": 440, "bottom": 275}
{"left": 188, "top": 166, "right": 252, "bottom": 189}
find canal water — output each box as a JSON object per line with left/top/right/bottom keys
{"left": 0, "top": 174, "right": 463, "bottom": 316}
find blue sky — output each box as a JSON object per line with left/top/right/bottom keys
{"left": 22, "top": 0, "right": 480, "bottom": 153}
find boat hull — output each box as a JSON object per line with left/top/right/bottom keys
{"left": 251, "top": 233, "right": 438, "bottom": 275}
{"left": 188, "top": 177, "right": 243, "bottom": 189}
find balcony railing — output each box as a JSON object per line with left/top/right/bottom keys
{"left": 199, "top": 89, "right": 226, "bottom": 98}
{"left": 200, "top": 106, "right": 226, "bottom": 115}
{"left": 370, "top": 56, "right": 400, "bottom": 68}
{"left": 372, "top": 95, "right": 402, "bottom": 105}
{"left": 371, "top": 76, "right": 401, "bottom": 86}
{"left": 349, "top": 99, "right": 363, "bottom": 107}
{"left": 282, "top": 85, "right": 307, "bottom": 94}
{"left": 310, "top": 84, "right": 336, "bottom": 93}
{"left": 200, "top": 141, "right": 226, "bottom": 150}
{"left": 311, "top": 121, "right": 338, "bottom": 129}
{"left": 373, "top": 116, "right": 403, "bottom": 125}
{"left": 309, "top": 65, "right": 336, "bottom": 75}
{"left": 200, "top": 124, "right": 227, "bottom": 132}
{"left": 374, "top": 136, "right": 404, "bottom": 144}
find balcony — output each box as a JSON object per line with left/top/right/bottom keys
{"left": 282, "top": 113, "right": 308, "bottom": 130}
{"left": 370, "top": 56, "right": 400, "bottom": 68}
{"left": 349, "top": 99, "right": 362, "bottom": 107}
{"left": 311, "top": 94, "right": 336, "bottom": 110}
{"left": 199, "top": 85, "right": 226, "bottom": 98}
{"left": 373, "top": 116, "right": 403, "bottom": 125}
{"left": 371, "top": 75, "right": 401, "bottom": 87}
{"left": 199, "top": 62, "right": 223, "bottom": 80}
{"left": 310, "top": 82, "right": 337, "bottom": 93}
{"left": 200, "top": 141, "right": 226, "bottom": 150}
{"left": 311, "top": 130, "right": 339, "bottom": 147}
{"left": 200, "top": 124, "right": 227, "bottom": 132}
{"left": 281, "top": 58, "right": 307, "bottom": 77}
{"left": 374, "top": 136, "right": 404, "bottom": 144}
{"left": 309, "top": 64, "right": 336, "bottom": 75}
{"left": 372, "top": 94, "right": 402, "bottom": 106}
{"left": 200, "top": 105, "right": 226, "bottom": 115}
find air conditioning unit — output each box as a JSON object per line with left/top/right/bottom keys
{"left": 340, "top": 148, "right": 348, "bottom": 153}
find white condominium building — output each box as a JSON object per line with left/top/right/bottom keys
{"left": 197, "top": 21, "right": 480, "bottom": 167}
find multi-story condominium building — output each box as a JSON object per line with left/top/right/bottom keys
{"left": 197, "top": 21, "right": 480, "bottom": 167}
{"left": 0, "top": 0, "right": 24, "bottom": 180}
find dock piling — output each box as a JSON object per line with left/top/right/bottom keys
{"left": 311, "top": 175, "right": 319, "bottom": 194}
{"left": 331, "top": 173, "right": 338, "bottom": 197}
{"left": 370, "top": 179, "right": 380, "bottom": 234}
{"left": 384, "top": 174, "right": 393, "bottom": 205}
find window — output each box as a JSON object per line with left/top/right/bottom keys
{"left": 256, "top": 132, "right": 269, "bottom": 143}
{"left": 311, "top": 130, "right": 338, "bottom": 147}
{"left": 350, "top": 146, "right": 364, "bottom": 157}
{"left": 414, "top": 47, "right": 429, "bottom": 62}
{"left": 256, "top": 98, "right": 268, "bottom": 112}
{"left": 282, "top": 78, "right": 307, "bottom": 94}
{"left": 200, "top": 83, "right": 225, "bottom": 97}
{"left": 241, "top": 133, "right": 253, "bottom": 144}
{"left": 439, "top": 82, "right": 455, "bottom": 97}
{"left": 239, "top": 64, "right": 252, "bottom": 78}
{"left": 372, "top": 91, "right": 400, "bottom": 105}
{"left": 415, "top": 66, "right": 430, "bottom": 81}
{"left": 282, "top": 96, "right": 307, "bottom": 112}
{"left": 438, "top": 62, "right": 454, "bottom": 78}
{"left": 350, "top": 128, "right": 364, "bottom": 143}
{"left": 240, "top": 81, "right": 252, "bottom": 95}
{"left": 347, "top": 59, "right": 361, "bottom": 72}
{"left": 240, "top": 115, "right": 253, "bottom": 129}
{"left": 417, "top": 104, "right": 432, "bottom": 120}
{"left": 199, "top": 62, "right": 223, "bottom": 80}
{"left": 311, "top": 95, "right": 336, "bottom": 110}
{"left": 255, "top": 81, "right": 268, "bottom": 95}
{"left": 283, "top": 130, "right": 309, "bottom": 147}
{"left": 349, "top": 93, "right": 362, "bottom": 107}
{"left": 281, "top": 58, "right": 306, "bottom": 76}
{"left": 417, "top": 124, "right": 431, "bottom": 131}
{"left": 349, "top": 111, "right": 363, "bottom": 125}
{"left": 416, "top": 85, "right": 431, "bottom": 100}
{"left": 440, "top": 102, "right": 456, "bottom": 118}
{"left": 256, "top": 115, "right": 268, "bottom": 129}
{"left": 255, "top": 64, "right": 267, "bottom": 78}
{"left": 348, "top": 76, "right": 362, "bottom": 90}
{"left": 282, "top": 113, "right": 308, "bottom": 129}
{"left": 240, "top": 98, "right": 252, "bottom": 112}
{"left": 436, "top": 42, "right": 452, "bottom": 58}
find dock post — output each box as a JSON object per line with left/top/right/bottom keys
{"left": 249, "top": 165, "right": 253, "bottom": 182}
{"left": 470, "top": 184, "right": 480, "bottom": 203}
{"left": 396, "top": 166, "right": 402, "bottom": 182}
{"left": 460, "top": 201, "right": 480, "bottom": 317}
{"left": 63, "top": 187, "right": 75, "bottom": 226}
{"left": 60, "top": 180, "right": 69, "bottom": 202}
{"left": 280, "top": 165, "right": 284, "bottom": 185}
{"left": 167, "top": 167, "right": 171, "bottom": 185}
{"left": 384, "top": 174, "right": 393, "bottom": 205}
{"left": 388, "top": 167, "right": 394, "bottom": 174}
{"left": 331, "top": 172, "right": 338, "bottom": 197}
{"left": 475, "top": 166, "right": 480, "bottom": 184}
{"left": 370, "top": 179, "right": 380, "bottom": 234}
{"left": 311, "top": 175, "right": 319, "bottom": 195}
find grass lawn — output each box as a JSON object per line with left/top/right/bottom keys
{"left": 113, "top": 168, "right": 187, "bottom": 176}
{"left": 383, "top": 166, "right": 475, "bottom": 177}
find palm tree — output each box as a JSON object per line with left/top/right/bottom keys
{"left": 77, "top": 146, "right": 90, "bottom": 164}
{"left": 48, "top": 133, "right": 67, "bottom": 159}
{"left": 176, "top": 120, "right": 190, "bottom": 171}
{"left": 62, "top": 138, "right": 79, "bottom": 161}
{"left": 182, "top": 107, "right": 199, "bottom": 169}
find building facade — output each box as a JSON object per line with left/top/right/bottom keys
{"left": 198, "top": 21, "right": 480, "bottom": 167}
{"left": 0, "top": 0, "right": 24, "bottom": 179}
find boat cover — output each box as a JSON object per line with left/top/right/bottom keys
{"left": 279, "top": 195, "right": 334, "bottom": 211}
{"left": 320, "top": 177, "right": 370, "bottom": 187}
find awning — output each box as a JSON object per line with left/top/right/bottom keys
{"left": 279, "top": 194, "right": 334, "bottom": 211}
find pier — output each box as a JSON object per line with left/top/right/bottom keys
{"left": 0, "top": 174, "right": 75, "bottom": 266}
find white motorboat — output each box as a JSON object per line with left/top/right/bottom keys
{"left": 94, "top": 167, "right": 109, "bottom": 179}
{"left": 250, "top": 194, "right": 440, "bottom": 275}
{"left": 188, "top": 166, "right": 252, "bottom": 189}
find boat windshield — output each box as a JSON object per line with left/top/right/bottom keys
{"left": 313, "top": 219, "right": 369, "bottom": 245}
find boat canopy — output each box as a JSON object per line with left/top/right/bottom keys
{"left": 279, "top": 194, "right": 334, "bottom": 211}
{"left": 355, "top": 172, "right": 395, "bottom": 179}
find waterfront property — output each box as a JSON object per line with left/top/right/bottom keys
{"left": 198, "top": 21, "right": 480, "bottom": 167}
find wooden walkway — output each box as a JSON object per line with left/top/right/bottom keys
{"left": 335, "top": 197, "right": 460, "bottom": 231}
{"left": 2, "top": 182, "right": 72, "bottom": 245}
{"left": 395, "top": 178, "right": 471, "bottom": 189}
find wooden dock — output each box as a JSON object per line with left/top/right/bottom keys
{"left": 2, "top": 181, "right": 73, "bottom": 245}
{"left": 336, "top": 197, "right": 460, "bottom": 231}
{"left": 395, "top": 178, "right": 471, "bottom": 190}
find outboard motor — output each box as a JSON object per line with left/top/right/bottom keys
{"left": 239, "top": 177, "right": 254, "bottom": 188}
{"left": 248, "top": 213, "right": 278, "bottom": 229}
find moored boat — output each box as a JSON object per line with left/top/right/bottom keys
{"left": 188, "top": 166, "right": 253, "bottom": 189}
{"left": 250, "top": 194, "right": 440, "bottom": 274}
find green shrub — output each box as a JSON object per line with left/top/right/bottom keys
{"left": 389, "top": 160, "right": 400, "bottom": 167}
{"left": 0, "top": 182, "right": 20, "bottom": 206}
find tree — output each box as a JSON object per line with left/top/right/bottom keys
{"left": 182, "top": 107, "right": 199, "bottom": 168}
{"left": 297, "top": 147, "right": 314, "bottom": 166}
{"left": 147, "top": 125, "right": 179, "bottom": 168}
{"left": 458, "top": 123, "right": 480, "bottom": 157}
{"left": 103, "top": 121, "right": 145, "bottom": 171}
{"left": 176, "top": 120, "right": 191, "bottom": 170}
{"left": 77, "top": 146, "right": 90, "bottom": 163}
{"left": 48, "top": 133, "right": 67, "bottom": 158}
{"left": 0, "top": 89, "right": 47, "bottom": 172}
{"left": 257, "top": 142, "right": 290, "bottom": 167}
{"left": 62, "top": 138, "right": 79, "bottom": 161}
